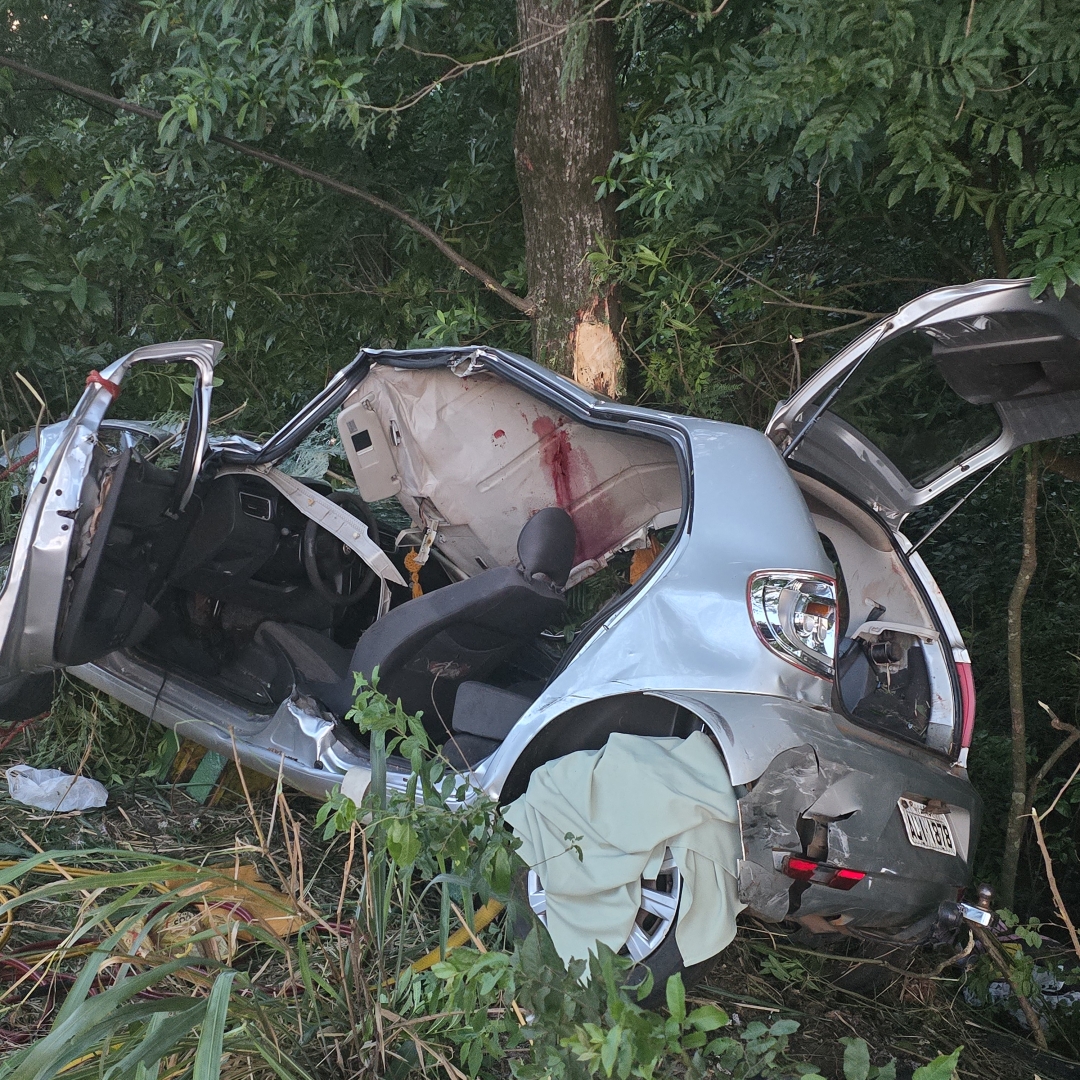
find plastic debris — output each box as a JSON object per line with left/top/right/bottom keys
{"left": 5, "top": 765, "right": 108, "bottom": 812}
{"left": 163, "top": 863, "right": 305, "bottom": 943}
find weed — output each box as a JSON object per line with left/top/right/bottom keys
{"left": 0, "top": 677, "right": 984, "bottom": 1080}
{"left": 22, "top": 675, "right": 154, "bottom": 786}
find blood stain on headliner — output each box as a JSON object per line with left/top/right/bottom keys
{"left": 531, "top": 415, "right": 614, "bottom": 562}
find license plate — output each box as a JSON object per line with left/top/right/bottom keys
{"left": 898, "top": 797, "right": 956, "bottom": 856}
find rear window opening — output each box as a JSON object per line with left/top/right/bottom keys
{"left": 821, "top": 330, "right": 1002, "bottom": 489}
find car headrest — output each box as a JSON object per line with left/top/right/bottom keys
{"left": 517, "top": 507, "right": 577, "bottom": 588}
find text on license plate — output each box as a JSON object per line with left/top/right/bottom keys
{"left": 898, "top": 797, "right": 956, "bottom": 856}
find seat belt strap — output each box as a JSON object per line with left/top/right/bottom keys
{"left": 404, "top": 524, "right": 439, "bottom": 599}
{"left": 215, "top": 465, "right": 407, "bottom": 594}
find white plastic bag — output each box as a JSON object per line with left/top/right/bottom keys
{"left": 5, "top": 765, "right": 108, "bottom": 812}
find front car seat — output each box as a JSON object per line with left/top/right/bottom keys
{"left": 323, "top": 507, "right": 577, "bottom": 735}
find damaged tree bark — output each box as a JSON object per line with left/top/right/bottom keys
{"left": 515, "top": 0, "right": 623, "bottom": 394}
{"left": 1001, "top": 448, "right": 1040, "bottom": 909}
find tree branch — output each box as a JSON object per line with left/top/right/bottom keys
{"left": 763, "top": 299, "right": 888, "bottom": 317}
{"left": 1030, "top": 809, "right": 1080, "bottom": 965}
{"left": 1027, "top": 701, "right": 1080, "bottom": 808}
{"left": 1001, "top": 447, "right": 1040, "bottom": 909}
{"left": 0, "top": 55, "right": 534, "bottom": 316}
{"left": 1043, "top": 452, "right": 1080, "bottom": 483}
{"left": 713, "top": 258, "right": 887, "bottom": 317}
{"left": 971, "top": 922, "right": 1048, "bottom": 1048}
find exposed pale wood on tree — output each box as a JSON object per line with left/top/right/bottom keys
{"left": 569, "top": 297, "right": 622, "bottom": 396}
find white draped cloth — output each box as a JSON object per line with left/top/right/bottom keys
{"left": 504, "top": 731, "right": 744, "bottom": 967}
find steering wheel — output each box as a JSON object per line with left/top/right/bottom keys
{"left": 302, "top": 491, "right": 380, "bottom": 607}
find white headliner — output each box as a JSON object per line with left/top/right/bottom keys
{"left": 344, "top": 365, "right": 682, "bottom": 584}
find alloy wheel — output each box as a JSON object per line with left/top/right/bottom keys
{"left": 526, "top": 848, "right": 681, "bottom": 962}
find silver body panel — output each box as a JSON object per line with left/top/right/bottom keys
{"left": 474, "top": 418, "right": 835, "bottom": 796}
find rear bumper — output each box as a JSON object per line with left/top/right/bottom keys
{"left": 652, "top": 690, "right": 982, "bottom": 931}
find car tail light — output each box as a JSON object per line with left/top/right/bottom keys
{"left": 828, "top": 867, "right": 866, "bottom": 891}
{"left": 783, "top": 857, "right": 818, "bottom": 881}
{"left": 957, "top": 661, "right": 976, "bottom": 748}
{"left": 748, "top": 571, "right": 837, "bottom": 679}
{"left": 780, "top": 855, "right": 866, "bottom": 891}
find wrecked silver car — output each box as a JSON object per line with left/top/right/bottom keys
{"left": 4, "top": 278, "right": 1080, "bottom": 989}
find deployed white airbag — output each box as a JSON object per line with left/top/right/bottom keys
{"left": 504, "top": 731, "right": 744, "bottom": 967}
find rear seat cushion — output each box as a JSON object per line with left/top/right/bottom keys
{"left": 442, "top": 733, "right": 501, "bottom": 771}
{"left": 452, "top": 682, "right": 533, "bottom": 742}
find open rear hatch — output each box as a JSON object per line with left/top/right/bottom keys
{"left": 767, "top": 279, "right": 1080, "bottom": 527}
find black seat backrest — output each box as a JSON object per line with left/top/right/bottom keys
{"left": 325, "top": 508, "right": 576, "bottom": 735}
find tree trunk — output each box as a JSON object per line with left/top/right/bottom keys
{"left": 1000, "top": 448, "right": 1039, "bottom": 908}
{"left": 514, "top": 0, "right": 623, "bottom": 395}
{"left": 988, "top": 216, "right": 1011, "bottom": 279}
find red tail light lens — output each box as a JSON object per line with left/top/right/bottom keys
{"left": 781, "top": 855, "right": 866, "bottom": 890}
{"left": 783, "top": 856, "right": 818, "bottom": 881}
{"left": 957, "top": 661, "right": 976, "bottom": 749}
{"left": 827, "top": 867, "right": 866, "bottom": 891}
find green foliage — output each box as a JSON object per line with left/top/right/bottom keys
{"left": 0, "top": 669, "right": 972, "bottom": 1079}
{"left": 592, "top": 0, "right": 1080, "bottom": 418}
{"left": 558, "top": 969, "right": 798, "bottom": 1080}
{"left": 6, "top": 0, "right": 1080, "bottom": 434}
{"left": 0, "top": 852, "right": 312, "bottom": 1080}
{"left": 0, "top": 0, "right": 523, "bottom": 432}
{"left": 911, "top": 1046, "right": 963, "bottom": 1080}
{"left": 423, "top": 925, "right": 881, "bottom": 1080}
{"left": 839, "top": 1037, "right": 896, "bottom": 1080}
{"left": 309, "top": 679, "right": 919, "bottom": 1080}
{"left": 953, "top": 902, "right": 1079, "bottom": 1051}
{"left": 316, "top": 667, "right": 519, "bottom": 955}
{"left": 30, "top": 675, "right": 155, "bottom": 788}
{"left": 2, "top": 0, "right": 1080, "bottom": 1016}
{"left": 759, "top": 951, "right": 809, "bottom": 986}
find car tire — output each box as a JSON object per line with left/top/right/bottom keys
{"left": 0, "top": 672, "right": 57, "bottom": 723}
{"left": 620, "top": 909, "right": 720, "bottom": 1009}
{"left": 509, "top": 858, "right": 720, "bottom": 1010}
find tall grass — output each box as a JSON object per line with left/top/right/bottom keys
{"left": 1, "top": 676, "right": 979, "bottom": 1080}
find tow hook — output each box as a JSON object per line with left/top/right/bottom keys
{"left": 937, "top": 882, "right": 995, "bottom": 930}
